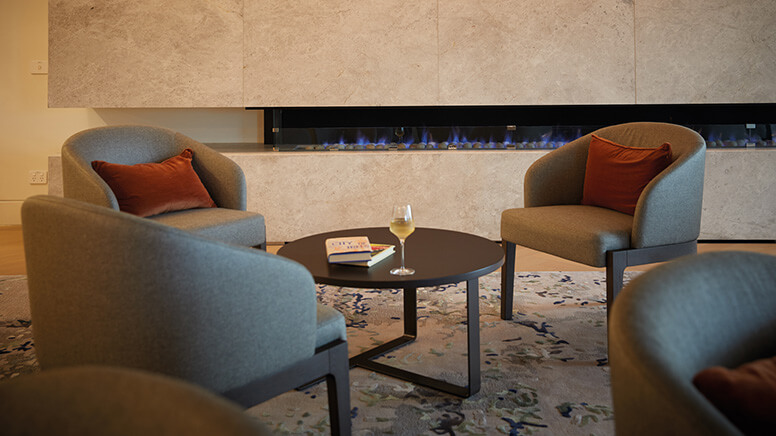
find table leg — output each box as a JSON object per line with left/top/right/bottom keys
{"left": 465, "top": 278, "right": 481, "bottom": 395}
{"left": 404, "top": 287, "right": 417, "bottom": 337}
{"left": 349, "top": 281, "right": 481, "bottom": 398}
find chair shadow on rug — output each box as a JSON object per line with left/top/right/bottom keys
{"left": 21, "top": 195, "right": 351, "bottom": 435}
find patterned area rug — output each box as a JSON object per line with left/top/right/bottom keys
{"left": 1, "top": 271, "right": 633, "bottom": 435}
{"left": 0, "top": 276, "right": 34, "bottom": 380}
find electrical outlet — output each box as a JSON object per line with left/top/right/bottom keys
{"left": 29, "top": 170, "right": 48, "bottom": 185}
{"left": 30, "top": 60, "right": 48, "bottom": 75}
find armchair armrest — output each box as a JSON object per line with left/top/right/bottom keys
{"left": 177, "top": 133, "right": 247, "bottom": 210}
{"left": 632, "top": 142, "right": 706, "bottom": 248}
{"left": 61, "top": 145, "right": 119, "bottom": 209}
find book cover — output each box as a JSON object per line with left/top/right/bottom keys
{"left": 325, "top": 236, "right": 372, "bottom": 263}
{"left": 347, "top": 243, "right": 396, "bottom": 267}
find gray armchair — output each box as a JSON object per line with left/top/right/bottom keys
{"left": 0, "top": 366, "right": 271, "bottom": 436}
{"left": 21, "top": 195, "right": 350, "bottom": 435}
{"left": 61, "top": 125, "right": 265, "bottom": 248}
{"left": 609, "top": 251, "right": 776, "bottom": 435}
{"left": 500, "top": 122, "right": 706, "bottom": 319}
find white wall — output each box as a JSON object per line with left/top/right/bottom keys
{"left": 0, "top": 0, "right": 260, "bottom": 225}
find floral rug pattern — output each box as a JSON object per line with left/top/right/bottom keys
{"left": 0, "top": 271, "right": 633, "bottom": 435}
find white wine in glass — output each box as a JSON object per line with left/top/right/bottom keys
{"left": 389, "top": 204, "right": 415, "bottom": 275}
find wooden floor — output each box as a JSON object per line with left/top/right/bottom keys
{"left": 2, "top": 225, "right": 774, "bottom": 276}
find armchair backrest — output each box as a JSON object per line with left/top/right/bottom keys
{"left": 62, "top": 125, "right": 247, "bottom": 211}
{"left": 524, "top": 122, "right": 706, "bottom": 247}
{"left": 22, "top": 195, "right": 315, "bottom": 394}
{"left": 610, "top": 251, "right": 776, "bottom": 435}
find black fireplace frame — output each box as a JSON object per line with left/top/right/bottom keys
{"left": 255, "top": 103, "right": 775, "bottom": 148}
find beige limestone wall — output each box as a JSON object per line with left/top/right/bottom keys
{"left": 701, "top": 150, "right": 776, "bottom": 239}
{"left": 245, "top": 0, "right": 636, "bottom": 106}
{"left": 48, "top": 0, "right": 244, "bottom": 108}
{"left": 230, "top": 150, "right": 536, "bottom": 242}
{"left": 49, "top": 0, "right": 776, "bottom": 107}
{"left": 48, "top": 149, "right": 776, "bottom": 241}
{"left": 0, "top": 0, "right": 259, "bottom": 225}
{"left": 635, "top": 0, "right": 776, "bottom": 103}
{"left": 245, "top": 1, "right": 440, "bottom": 106}
{"left": 437, "top": 0, "right": 635, "bottom": 105}
{"left": 231, "top": 149, "right": 776, "bottom": 242}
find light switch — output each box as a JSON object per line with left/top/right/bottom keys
{"left": 30, "top": 60, "right": 48, "bottom": 75}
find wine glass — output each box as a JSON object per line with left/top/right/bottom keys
{"left": 389, "top": 204, "right": 415, "bottom": 275}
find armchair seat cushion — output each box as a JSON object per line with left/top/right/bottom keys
{"left": 316, "top": 305, "right": 347, "bottom": 349}
{"left": 149, "top": 208, "right": 265, "bottom": 247}
{"left": 501, "top": 205, "right": 633, "bottom": 267}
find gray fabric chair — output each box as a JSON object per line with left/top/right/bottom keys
{"left": 0, "top": 365, "right": 272, "bottom": 436}
{"left": 609, "top": 251, "right": 776, "bottom": 436}
{"left": 21, "top": 195, "right": 350, "bottom": 435}
{"left": 61, "top": 125, "right": 266, "bottom": 249}
{"left": 500, "top": 122, "right": 706, "bottom": 319}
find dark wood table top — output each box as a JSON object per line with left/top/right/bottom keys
{"left": 277, "top": 227, "right": 504, "bottom": 288}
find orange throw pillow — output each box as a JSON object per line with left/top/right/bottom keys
{"left": 582, "top": 134, "right": 672, "bottom": 215}
{"left": 693, "top": 356, "right": 776, "bottom": 436}
{"left": 92, "top": 148, "right": 216, "bottom": 217}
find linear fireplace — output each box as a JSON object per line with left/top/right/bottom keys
{"left": 257, "top": 104, "right": 776, "bottom": 151}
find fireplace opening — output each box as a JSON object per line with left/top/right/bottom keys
{"left": 254, "top": 104, "right": 776, "bottom": 151}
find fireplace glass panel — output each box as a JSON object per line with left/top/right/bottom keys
{"left": 260, "top": 106, "right": 775, "bottom": 151}
{"left": 271, "top": 124, "right": 774, "bottom": 151}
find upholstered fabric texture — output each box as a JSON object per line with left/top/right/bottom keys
{"left": 502, "top": 122, "right": 705, "bottom": 266}
{"left": 501, "top": 205, "right": 633, "bottom": 267}
{"left": 315, "top": 305, "right": 348, "bottom": 349}
{"left": 92, "top": 148, "right": 217, "bottom": 217}
{"left": 609, "top": 251, "right": 776, "bottom": 436}
{"left": 581, "top": 134, "right": 671, "bottom": 215}
{"left": 148, "top": 207, "right": 265, "bottom": 247}
{"left": 0, "top": 366, "right": 271, "bottom": 436}
{"left": 20, "top": 195, "right": 337, "bottom": 394}
{"left": 589, "top": 122, "right": 705, "bottom": 249}
{"left": 61, "top": 125, "right": 265, "bottom": 247}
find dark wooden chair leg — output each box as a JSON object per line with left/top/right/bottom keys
{"left": 326, "top": 341, "right": 351, "bottom": 436}
{"left": 605, "top": 241, "right": 697, "bottom": 318}
{"left": 223, "top": 339, "right": 351, "bottom": 435}
{"left": 501, "top": 241, "right": 516, "bottom": 320}
{"left": 606, "top": 250, "right": 627, "bottom": 318}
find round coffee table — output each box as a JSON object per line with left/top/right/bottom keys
{"left": 277, "top": 227, "right": 504, "bottom": 397}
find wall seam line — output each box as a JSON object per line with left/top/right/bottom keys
{"left": 436, "top": 0, "right": 441, "bottom": 104}
{"left": 633, "top": 0, "right": 638, "bottom": 104}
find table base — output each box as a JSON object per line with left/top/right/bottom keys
{"left": 348, "top": 278, "right": 480, "bottom": 398}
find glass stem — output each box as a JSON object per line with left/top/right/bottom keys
{"left": 400, "top": 239, "right": 406, "bottom": 269}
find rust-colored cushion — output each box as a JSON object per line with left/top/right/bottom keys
{"left": 693, "top": 356, "right": 776, "bottom": 436}
{"left": 92, "top": 149, "right": 216, "bottom": 217}
{"left": 581, "top": 134, "right": 672, "bottom": 215}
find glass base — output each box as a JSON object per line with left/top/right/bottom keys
{"left": 390, "top": 266, "right": 415, "bottom": 276}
